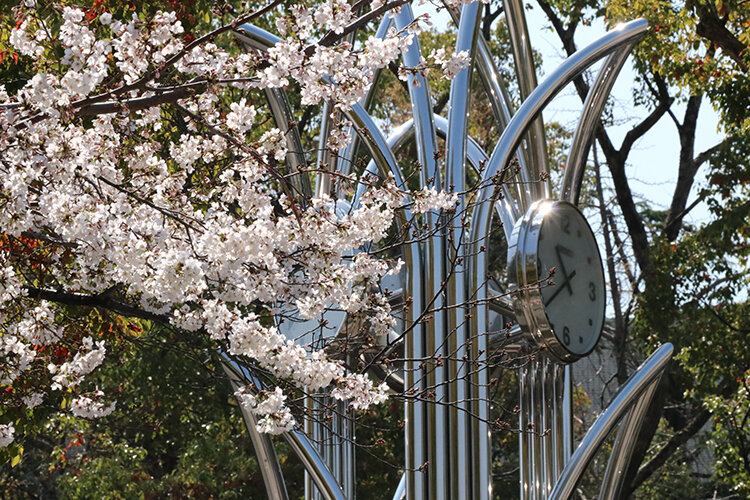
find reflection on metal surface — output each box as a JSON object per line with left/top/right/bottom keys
{"left": 234, "top": 27, "right": 311, "bottom": 200}
{"left": 598, "top": 382, "right": 659, "bottom": 499}
{"left": 395, "top": 6, "right": 444, "bottom": 496}
{"left": 502, "top": 0, "right": 550, "bottom": 204}
{"left": 446, "top": 5, "right": 483, "bottom": 497}
{"left": 393, "top": 473, "right": 406, "bottom": 500}
{"left": 232, "top": 8, "right": 660, "bottom": 500}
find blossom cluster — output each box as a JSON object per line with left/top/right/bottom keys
{"left": 235, "top": 386, "right": 296, "bottom": 435}
{"left": 0, "top": 1, "right": 469, "bottom": 443}
{"left": 0, "top": 424, "right": 14, "bottom": 449}
{"left": 69, "top": 390, "right": 116, "bottom": 419}
{"left": 412, "top": 186, "right": 460, "bottom": 213}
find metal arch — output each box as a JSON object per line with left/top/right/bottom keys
{"left": 231, "top": 11, "right": 660, "bottom": 500}
{"left": 393, "top": 473, "right": 407, "bottom": 500}
{"left": 234, "top": 26, "right": 312, "bottom": 200}
{"left": 329, "top": 15, "right": 395, "bottom": 191}
{"left": 445, "top": 5, "right": 484, "bottom": 497}
{"left": 444, "top": 4, "right": 529, "bottom": 218}
{"left": 313, "top": 97, "right": 428, "bottom": 499}
{"left": 392, "top": 8, "right": 444, "bottom": 496}
{"left": 598, "top": 381, "right": 659, "bottom": 499}
{"left": 474, "top": 36, "right": 528, "bottom": 219}
{"left": 548, "top": 343, "right": 674, "bottom": 500}
{"left": 221, "top": 358, "right": 346, "bottom": 500}
{"left": 221, "top": 360, "right": 290, "bottom": 500}
{"left": 561, "top": 46, "right": 636, "bottom": 203}
{"left": 468, "top": 17, "right": 650, "bottom": 305}
{"left": 237, "top": 23, "right": 428, "bottom": 498}
{"left": 354, "top": 116, "right": 514, "bottom": 231}
{"left": 474, "top": 18, "right": 649, "bottom": 221}
{"left": 465, "top": 18, "right": 649, "bottom": 500}
{"left": 342, "top": 102, "right": 427, "bottom": 500}
{"left": 351, "top": 110, "right": 506, "bottom": 498}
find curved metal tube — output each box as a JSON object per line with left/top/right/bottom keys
{"left": 561, "top": 46, "right": 634, "bottom": 203}
{"left": 394, "top": 8, "right": 441, "bottom": 497}
{"left": 342, "top": 102, "right": 426, "bottom": 500}
{"left": 351, "top": 111, "right": 504, "bottom": 499}
{"left": 221, "top": 360, "right": 290, "bottom": 500}
{"left": 222, "top": 358, "right": 346, "bottom": 500}
{"left": 475, "top": 37, "right": 528, "bottom": 217}
{"left": 548, "top": 343, "right": 674, "bottom": 500}
{"left": 355, "top": 116, "right": 514, "bottom": 231}
{"left": 393, "top": 473, "right": 407, "bottom": 500}
{"left": 334, "top": 15, "right": 395, "bottom": 188}
{"left": 315, "top": 7, "right": 378, "bottom": 199}
{"left": 316, "top": 100, "right": 337, "bottom": 198}
{"left": 503, "top": 0, "right": 550, "bottom": 203}
{"left": 598, "top": 381, "right": 659, "bottom": 499}
{"left": 288, "top": 428, "right": 347, "bottom": 500}
{"left": 445, "top": 4, "right": 528, "bottom": 219}
{"left": 235, "top": 25, "right": 312, "bottom": 199}
{"left": 469, "top": 19, "right": 648, "bottom": 500}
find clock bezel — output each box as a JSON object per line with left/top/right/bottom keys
{"left": 507, "top": 199, "right": 606, "bottom": 363}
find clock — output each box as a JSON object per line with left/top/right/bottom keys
{"left": 507, "top": 200, "right": 606, "bottom": 363}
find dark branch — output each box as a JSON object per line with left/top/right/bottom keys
{"left": 696, "top": 8, "right": 748, "bottom": 72}
{"left": 25, "top": 286, "right": 169, "bottom": 324}
{"left": 619, "top": 93, "right": 674, "bottom": 159}
{"left": 631, "top": 408, "right": 711, "bottom": 490}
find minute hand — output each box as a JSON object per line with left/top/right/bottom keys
{"left": 544, "top": 269, "right": 577, "bottom": 307}
{"left": 555, "top": 244, "right": 575, "bottom": 295}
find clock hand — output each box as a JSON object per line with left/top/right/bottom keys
{"left": 544, "top": 269, "right": 577, "bottom": 307}
{"left": 554, "top": 244, "right": 575, "bottom": 296}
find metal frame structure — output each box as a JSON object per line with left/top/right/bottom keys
{"left": 224, "top": 3, "right": 673, "bottom": 499}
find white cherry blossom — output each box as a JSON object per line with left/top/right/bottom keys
{"left": 0, "top": 424, "right": 14, "bottom": 448}
{"left": 70, "top": 390, "right": 116, "bottom": 419}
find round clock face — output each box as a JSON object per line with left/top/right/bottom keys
{"left": 536, "top": 202, "right": 606, "bottom": 358}
{"left": 507, "top": 200, "right": 606, "bottom": 363}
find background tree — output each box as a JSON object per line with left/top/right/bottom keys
{"left": 535, "top": 0, "right": 749, "bottom": 496}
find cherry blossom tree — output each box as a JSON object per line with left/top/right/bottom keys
{"left": 0, "top": 0, "right": 472, "bottom": 453}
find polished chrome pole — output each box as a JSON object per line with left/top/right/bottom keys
{"left": 598, "top": 382, "right": 659, "bottom": 499}
{"left": 502, "top": 0, "right": 551, "bottom": 203}
{"left": 446, "top": 3, "right": 483, "bottom": 497}
{"left": 222, "top": 361, "right": 290, "bottom": 500}
{"left": 222, "top": 359, "right": 346, "bottom": 500}
{"left": 395, "top": 7, "right": 440, "bottom": 497}
{"left": 560, "top": 46, "right": 635, "bottom": 204}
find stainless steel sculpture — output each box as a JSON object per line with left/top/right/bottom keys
{"left": 226, "top": 2, "right": 673, "bottom": 499}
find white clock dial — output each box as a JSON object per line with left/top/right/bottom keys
{"left": 507, "top": 200, "right": 606, "bottom": 363}
{"left": 536, "top": 203, "right": 605, "bottom": 358}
